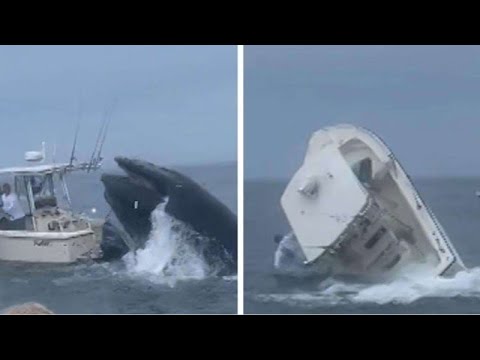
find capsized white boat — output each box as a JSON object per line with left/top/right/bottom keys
{"left": 280, "top": 124, "right": 465, "bottom": 281}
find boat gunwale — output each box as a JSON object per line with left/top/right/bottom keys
{"left": 352, "top": 125, "right": 465, "bottom": 272}
{"left": 0, "top": 228, "right": 95, "bottom": 240}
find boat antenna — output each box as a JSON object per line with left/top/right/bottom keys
{"left": 41, "top": 142, "right": 46, "bottom": 163}
{"left": 52, "top": 142, "right": 57, "bottom": 164}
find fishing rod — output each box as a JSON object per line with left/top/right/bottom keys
{"left": 87, "top": 117, "right": 107, "bottom": 172}
{"left": 93, "top": 98, "right": 116, "bottom": 169}
{"left": 69, "top": 122, "right": 80, "bottom": 167}
{"left": 69, "top": 99, "right": 82, "bottom": 167}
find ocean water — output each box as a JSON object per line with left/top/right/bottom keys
{"left": 245, "top": 177, "right": 480, "bottom": 314}
{"left": 0, "top": 162, "right": 237, "bottom": 314}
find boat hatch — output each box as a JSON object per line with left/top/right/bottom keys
{"left": 281, "top": 145, "right": 369, "bottom": 263}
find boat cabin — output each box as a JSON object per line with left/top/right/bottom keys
{"left": 0, "top": 139, "right": 106, "bottom": 263}
{"left": 0, "top": 164, "right": 88, "bottom": 232}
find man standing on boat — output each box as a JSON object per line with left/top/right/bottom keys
{"left": 0, "top": 183, "right": 26, "bottom": 230}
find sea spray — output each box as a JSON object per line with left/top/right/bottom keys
{"left": 256, "top": 267, "right": 480, "bottom": 307}
{"left": 123, "top": 201, "right": 225, "bottom": 286}
{"left": 274, "top": 233, "right": 306, "bottom": 272}
{"left": 351, "top": 267, "right": 480, "bottom": 304}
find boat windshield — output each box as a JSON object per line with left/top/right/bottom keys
{"left": 13, "top": 173, "right": 72, "bottom": 212}
{"left": 30, "top": 175, "right": 58, "bottom": 209}
{"left": 52, "top": 174, "right": 72, "bottom": 210}
{"left": 351, "top": 158, "right": 373, "bottom": 186}
{"left": 14, "top": 176, "right": 33, "bottom": 216}
{"left": 31, "top": 175, "right": 51, "bottom": 197}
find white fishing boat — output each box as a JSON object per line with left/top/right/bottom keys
{"left": 0, "top": 163, "right": 104, "bottom": 263}
{"left": 0, "top": 115, "right": 111, "bottom": 264}
{"left": 281, "top": 124, "right": 465, "bottom": 281}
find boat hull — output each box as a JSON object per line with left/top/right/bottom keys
{"left": 0, "top": 230, "right": 101, "bottom": 263}
{"left": 280, "top": 124, "right": 466, "bottom": 280}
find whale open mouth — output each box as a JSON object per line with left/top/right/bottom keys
{"left": 100, "top": 158, "right": 167, "bottom": 250}
{"left": 100, "top": 157, "right": 237, "bottom": 275}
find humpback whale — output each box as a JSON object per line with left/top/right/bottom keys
{"left": 100, "top": 157, "right": 237, "bottom": 275}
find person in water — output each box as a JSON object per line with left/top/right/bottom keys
{"left": 0, "top": 183, "right": 26, "bottom": 230}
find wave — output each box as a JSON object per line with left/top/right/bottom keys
{"left": 255, "top": 267, "right": 480, "bottom": 307}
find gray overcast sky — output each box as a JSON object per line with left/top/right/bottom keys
{"left": 0, "top": 45, "right": 236, "bottom": 169}
{"left": 245, "top": 45, "right": 480, "bottom": 179}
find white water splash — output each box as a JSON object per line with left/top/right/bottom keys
{"left": 274, "top": 233, "right": 306, "bottom": 272}
{"left": 256, "top": 267, "right": 480, "bottom": 307}
{"left": 352, "top": 267, "right": 480, "bottom": 304}
{"left": 123, "top": 201, "right": 212, "bottom": 286}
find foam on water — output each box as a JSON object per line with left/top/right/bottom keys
{"left": 351, "top": 267, "right": 480, "bottom": 304}
{"left": 223, "top": 275, "right": 238, "bottom": 282}
{"left": 270, "top": 231, "right": 480, "bottom": 307}
{"left": 123, "top": 201, "right": 216, "bottom": 286}
{"left": 255, "top": 267, "right": 480, "bottom": 307}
